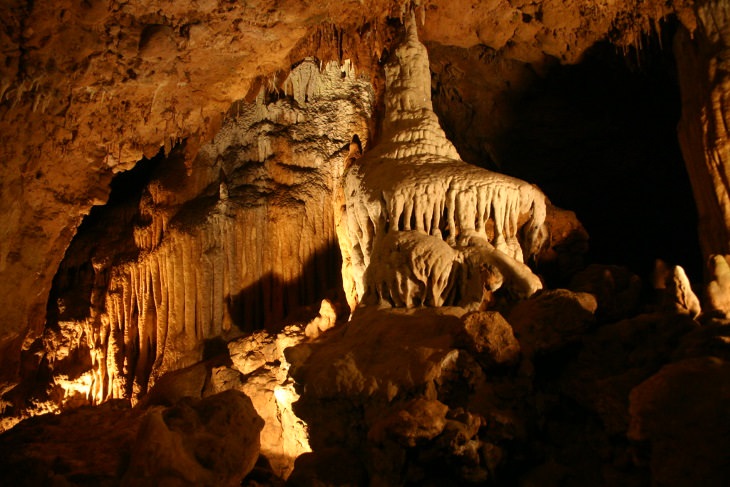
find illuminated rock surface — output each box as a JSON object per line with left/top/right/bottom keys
{"left": 0, "top": 0, "right": 729, "bottom": 486}
{"left": 343, "top": 13, "right": 547, "bottom": 313}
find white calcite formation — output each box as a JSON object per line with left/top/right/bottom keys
{"left": 343, "top": 13, "right": 547, "bottom": 308}
{"left": 668, "top": 264, "right": 702, "bottom": 319}
{"left": 367, "top": 231, "right": 462, "bottom": 308}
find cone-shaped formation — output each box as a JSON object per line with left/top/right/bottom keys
{"left": 343, "top": 12, "right": 548, "bottom": 307}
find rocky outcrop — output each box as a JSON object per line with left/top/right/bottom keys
{"left": 3, "top": 2, "right": 730, "bottom": 486}
{"left": 123, "top": 390, "right": 263, "bottom": 487}
{"left": 8, "top": 60, "right": 373, "bottom": 420}
{"left": 508, "top": 289, "right": 598, "bottom": 356}
{"left": 343, "top": 12, "right": 548, "bottom": 313}
{"left": 629, "top": 357, "right": 730, "bottom": 487}
{"left": 288, "top": 306, "right": 522, "bottom": 485}
{"left": 0, "top": 390, "right": 263, "bottom": 486}
{"left": 706, "top": 254, "right": 730, "bottom": 317}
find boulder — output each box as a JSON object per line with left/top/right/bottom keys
{"left": 508, "top": 289, "right": 597, "bottom": 356}
{"left": 628, "top": 357, "right": 730, "bottom": 487}
{"left": 289, "top": 306, "right": 465, "bottom": 400}
{"left": 569, "top": 264, "right": 641, "bottom": 322}
{"left": 369, "top": 398, "right": 449, "bottom": 448}
{"left": 122, "top": 390, "right": 263, "bottom": 487}
{"left": 562, "top": 312, "right": 698, "bottom": 434}
{"left": 457, "top": 311, "right": 521, "bottom": 368}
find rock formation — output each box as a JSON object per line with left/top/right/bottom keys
{"left": 11, "top": 59, "right": 373, "bottom": 419}
{"left": 343, "top": 12, "right": 547, "bottom": 311}
{"left": 1, "top": 0, "right": 730, "bottom": 486}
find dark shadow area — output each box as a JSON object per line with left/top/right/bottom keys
{"left": 493, "top": 25, "right": 701, "bottom": 282}
{"left": 433, "top": 20, "right": 701, "bottom": 283}
{"left": 227, "top": 241, "right": 344, "bottom": 333}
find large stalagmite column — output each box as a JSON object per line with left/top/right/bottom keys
{"left": 342, "top": 11, "right": 548, "bottom": 308}
{"left": 675, "top": 1, "right": 730, "bottom": 261}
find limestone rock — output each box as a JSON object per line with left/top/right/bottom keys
{"left": 535, "top": 205, "right": 589, "bottom": 282}
{"left": 122, "top": 390, "right": 264, "bottom": 487}
{"left": 0, "top": 0, "right": 701, "bottom": 416}
{"left": 628, "top": 357, "right": 730, "bottom": 487}
{"left": 368, "top": 398, "right": 450, "bottom": 447}
{"left": 342, "top": 12, "right": 547, "bottom": 308}
{"left": 226, "top": 311, "right": 327, "bottom": 479}
{"left": 666, "top": 264, "right": 702, "bottom": 318}
{"left": 290, "top": 306, "right": 465, "bottom": 400}
{"left": 287, "top": 448, "right": 368, "bottom": 487}
{"left": 561, "top": 313, "right": 698, "bottom": 435}
{"left": 287, "top": 294, "right": 534, "bottom": 485}
{"left": 569, "top": 264, "right": 642, "bottom": 322}
{"left": 706, "top": 254, "right": 730, "bottom": 318}
{"left": 676, "top": 5, "right": 730, "bottom": 261}
{"left": 0, "top": 399, "right": 137, "bottom": 485}
{"left": 19, "top": 60, "right": 374, "bottom": 415}
{"left": 366, "top": 230, "right": 463, "bottom": 308}
{"left": 138, "top": 362, "right": 209, "bottom": 408}
{"left": 508, "top": 289, "right": 597, "bottom": 356}
{"left": 458, "top": 311, "right": 521, "bottom": 368}
{"left": 673, "top": 321, "right": 730, "bottom": 362}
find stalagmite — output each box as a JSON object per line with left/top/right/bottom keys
{"left": 667, "top": 265, "right": 701, "bottom": 319}
{"left": 706, "top": 255, "right": 730, "bottom": 318}
{"left": 343, "top": 11, "right": 546, "bottom": 307}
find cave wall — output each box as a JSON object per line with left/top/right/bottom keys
{"left": 0, "top": 0, "right": 715, "bottom": 409}
{"left": 34, "top": 60, "right": 374, "bottom": 410}
{"left": 3, "top": 2, "right": 730, "bottom": 484}
{"left": 675, "top": 0, "right": 730, "bottom": 260}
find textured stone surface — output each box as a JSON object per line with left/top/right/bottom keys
{"left": 1, "top": 1, "right": 729, "bottom": 486}
{"left": 706, "top": 254, "right": 730, "bottom": 318}
{"left": 458, "top": 311, "right": 521, "bottom": 368}
{"left": 569, "top": 264, "right": 642, "bottom": 322}
{"left": 9, "top": 60, "right": 373, "bottom": 421}
{"left": 562, "top": 312, "right": 698, "bottom": 435}
{"left": 629, "top": 357, "right": 730, "bottom": 487}
{"left": 0, "top": 399, "right": 137, "bottom": 486}
{"left": 343, "top": 13, "right": 547, "bottom": 311}
{"left": 0, "top": 0, "right": 699, "bottom": 383}
{"left": 289, "top": 306, "right": 465, "bottom": 400}
{"left": 0, "top": 390, "right": 263, "bottom": 486}
{"left": 123, "top": 390, "right": 263, "bottom": 487}
{"left": 676, "top": 1, "right": 730, "bottom": 259}
{"left": 508, "top": 289, "right": 597, "bottom": 356}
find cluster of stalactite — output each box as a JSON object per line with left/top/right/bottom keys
{"left": 37, "top": 59, "right": 374, "bottom": 406}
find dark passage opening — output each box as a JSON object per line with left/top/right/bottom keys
{"left": 495, "top": 26, "right": 701, "bottom": 281}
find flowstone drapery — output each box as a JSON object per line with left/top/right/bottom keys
{"left": 35, "top": 58, "right": 374, "bottom": 413}
{"left": 343, "top": 13, "right": 548, "bottom": 309}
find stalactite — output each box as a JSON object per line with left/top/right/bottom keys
{"left": 41, "top": 57, "right": 374, "bottom": 406}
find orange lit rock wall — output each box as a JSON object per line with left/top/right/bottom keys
{"left": 0, "top": 0, "right": 707, "bottom": 403}
{"left": 37, "top": 61, "right": 373, "bottom": 409}
{"left": 676, "top": 0, "right": 730, "bottom": 260}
